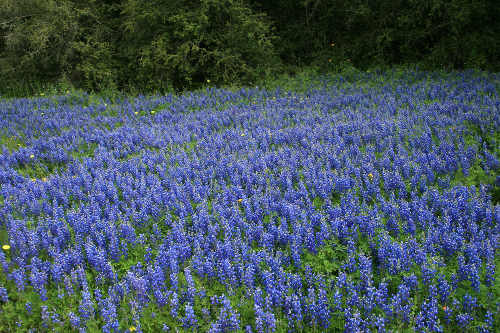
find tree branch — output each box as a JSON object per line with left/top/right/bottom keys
{"left": 0, "top": 15, "right": 35, "bottom": 26}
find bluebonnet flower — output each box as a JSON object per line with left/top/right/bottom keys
{"left": 372, "top": 315, "right": 386, "bottom": 332}
{"left": 9, "top": 267, "right": 26, "bottom": 291}
{"left": 456, "top": 313, "right": 473, "bottom": 329}
{"left": 98, "top": 296, "right": 120, "bottom": 333}
{"left": 457, "top": 254, "right": 481, "bottom": 292}
{"left": 254, "top": 304, "right": 276, "bottom": 333}
{"left": 0, "top": 250, "right": 9, "bottom": 274}
{"left": 182, "top": 303, "right": 197, "bottom": 329}
{"left": 41, "top": 305, "right": 51, "bottom": 328}
{"left": 316, "top": 287, "right": 331, "bottom": 328}
{"left": 29, "top": 265, "right": 48, "bottom": 301}
{"left": 484, "top": 310, "right": 494, "bottom": 329}
{"left": 68, "top": 312, "right": 81, "bottom": 329}
{"left": 209, "top": 295, "right": 240, "bottom": 332}
{"left": 443, "top": 304, "right": 453, "bottom": 324}
{"left": 170, "top": 292, "right": 179, "bottom": 318}
{"left": 332, "top": 289, "right": 343, "bottom": 312}
{"left": 415, "top": 298, "right": 442, "bottom": 333}
{"left": 79, "top": 290, "right": 95, "bottom": 321}
{"left": 485, "top": 261, "right": 495, "bottom": 287}
{"left": 0, "top": 286, "right": 8, "bottom": 302}
{"left": 461, "top": 293, "right": 477, "bottom": 313}
{"left": 252, "top": 288, "right": 276, "bottom": 333}
{"left": 344, "top": 308, "right": 362, "bottom": 333}
{"left": 286, "top": 293, "right": 303, "bottom": 328}
{"left": 421, "top": 265, "right": 436, "bottom": 286}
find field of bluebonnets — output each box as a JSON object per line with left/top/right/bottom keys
{"left": 0, "top": 69, "right": 499, "bottom": 332}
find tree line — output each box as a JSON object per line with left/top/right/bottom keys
{"left": 1, "top": 0, "right": 499, "bottom": 95}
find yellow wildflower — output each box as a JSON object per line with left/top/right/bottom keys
{"left": 42, "top": 177, "right": 47, "bottom": 182}
{"left": 151, "top": 110, "right": 155, "bottom": 114}
{"left": 134, "top": 111, "right": 139, "bottom": 115}
{"left": 129, "top": 327, "right": 136, "bottom": 332}
{"left": 207, "top": 79, "right": 211, "bottom": 83}
{"left": 2, "top": 245, "right": 10, "bottom": 251}
{"left": 368, "top": 173, "right": 373, "bottom": 179}
{"left": 237, "top": 198, "right": 243, "bottom": 203}
{"left": 30, "top": 154, "right": 34, "bottom": 159}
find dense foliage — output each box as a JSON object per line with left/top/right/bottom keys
{"left": 0, "top": 0, "right": 278, "bottom": 94}
{"left": 251, "top": 0, "right": 500, "bottom": 70}
{"left": 1, "top": 1, "right": 500, "bottom": 95}
{"left": 0, "top": 70, "right": 499, "bottom": 331}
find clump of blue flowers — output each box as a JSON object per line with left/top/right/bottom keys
{"left": 0, "top": 70, "right": 498, "bottom": 331}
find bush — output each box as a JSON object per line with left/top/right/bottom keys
{"left": 0, "top": 0, "right": 279, "bottom": 95}
{"left": 120, "top": 0, "right": 279, "bottom": 92}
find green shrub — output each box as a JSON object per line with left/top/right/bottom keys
{"left": 120, "top": 0, "right": 279, "bottom": 92}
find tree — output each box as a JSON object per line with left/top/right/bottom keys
{"left": 120, "top": 0, "right": 279, "bottom": 91}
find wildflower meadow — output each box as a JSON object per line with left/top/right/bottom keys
{"left": 0, "top": 70, "right": 499, "bottom": 332}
